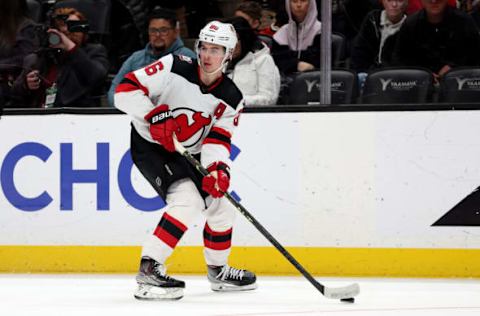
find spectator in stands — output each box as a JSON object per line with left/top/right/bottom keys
{"left": 458, "top": 0, "right": 474, "bottom": 13}
{"left": 225, "top": 16, "right": 280, "bottom": 106}
{"left": 12, "top": 7, "right": 109, "bottom": 108}
{"left": 351, "top": 0, "right": 408, "bottom": 74}
{"left": 258, "top": 8, "right": 289, "bottom": 37}
{"left": 393, "top": 0, "right": 480, "bottom": 83}
{"left": 271, "top": 0, "right": 322, "bottom": 75}
{"left": 108, "top": 8, "right": 195, "bottom": 106}
{"left": 406, "top": 0, "right": 456, "bottom": 15}
{"left": 234, "top": 1, "right": 283, "bottom": 48}
{"left": 235, "top": 1, "right": 263, "bottom": 31}
{"left": 235, "top": 1, "right": 282, "bottom": 35}
{"left": 0, "top": 0, "right": 39, "bottom": 107}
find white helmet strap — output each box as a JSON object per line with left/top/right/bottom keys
{"left": 200, "top": 59, "right": 226, "bottom": 75}
{"left": 196, "top": 40, "right": 231, "bottom": 75}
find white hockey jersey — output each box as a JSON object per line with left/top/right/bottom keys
{"left": 114, "top": 54, "right": 244, "bottom": 168}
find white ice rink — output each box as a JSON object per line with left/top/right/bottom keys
{"left": 0, "top": 274, "right": 479, "bottom": 316}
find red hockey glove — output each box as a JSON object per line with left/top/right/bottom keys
{"left": 144, "top": 104, "right": 179, "bottom": 152}
{"left": 202, "top": 161, "right": 230, "bottom": 198}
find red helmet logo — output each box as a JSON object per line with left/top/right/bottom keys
{"left": 209, "top": 24, "right": 219, "bottom": 31}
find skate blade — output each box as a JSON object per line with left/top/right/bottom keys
{"left": 210, "top": 282, "right": 258, "bottom": 292}
{"left": 134, "top": 284, "right": 184, "bottom": 300}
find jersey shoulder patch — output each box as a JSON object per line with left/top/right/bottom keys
{"left": 177, "top": 54, "right": 193, "bottom": 63}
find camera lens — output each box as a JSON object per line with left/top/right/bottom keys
{"left": 48, "top": 33, "right": 61, "bottom": 46}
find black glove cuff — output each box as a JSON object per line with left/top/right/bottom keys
{"left": 216, "top": 161, "right": 230, "bottom": 179}
{"left": 148, "top": 110, "right": 172, "bottom": 124}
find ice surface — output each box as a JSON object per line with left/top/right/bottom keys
{"left": 0, "top": 275, "right": 479, "bottom": 316}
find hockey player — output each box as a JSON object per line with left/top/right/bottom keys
{"left": 114, "top": 21, "right": 257, "bottom": 300}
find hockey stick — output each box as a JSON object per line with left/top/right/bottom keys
{"left": 173, "top": 138, "right": 360, "bottom": 301}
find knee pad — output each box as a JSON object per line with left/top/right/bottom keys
{"left": 204, "top": 197, "right": 236, "bottom": 232}
{"left": 164, "top": 179, "right": 205, "bottom": 227}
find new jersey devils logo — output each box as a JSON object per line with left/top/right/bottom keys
{"left": 173, "top": 107, "right": 212, "bottom": 148}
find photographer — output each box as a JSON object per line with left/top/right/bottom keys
{"left": 12, "top": 7, "right": 109, "bottom": 108}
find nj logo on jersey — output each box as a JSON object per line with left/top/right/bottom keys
{"left": 174, "top": 108, "right": 212, "bottom": 148}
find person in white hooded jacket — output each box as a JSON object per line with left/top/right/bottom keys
{"left": 271, "top": 0, "right": 322, "bottom": 75}
{"left": 225, "top": 16, "right": 280, "bottom": 106}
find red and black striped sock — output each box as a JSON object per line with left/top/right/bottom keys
{"left": 153, "top": 213, "right": 188, "bottom": 249}
{"left": 203, "top": 223, "right": 232, "bottom": 251}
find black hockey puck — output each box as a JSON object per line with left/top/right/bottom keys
{"left": 340, "top": 297, "right": 355, "bottom": 303}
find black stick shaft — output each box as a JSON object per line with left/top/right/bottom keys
{"left": 181, "top": 150, "right": 326, "bottom": 295}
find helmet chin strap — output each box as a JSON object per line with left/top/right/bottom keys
{"left": 199, "top": 62, "right": 224, "bottom": 75}
{"left": 198, "top": 54, "right": 231, "bottom": 76}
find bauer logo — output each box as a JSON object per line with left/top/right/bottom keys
{"left": 152, "top": 111, "right": 171, "bottom": 123}
{"left": 0, "top": 142, "right": 242, "bottom": 212}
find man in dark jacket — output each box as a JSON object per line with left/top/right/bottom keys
{"left": 393, "top": 0, "right": 480, "bottom": 82}
{"left": 12, "top": 7, "right": 109, "bottom": 108}
{"left": 351, "top": 0, "right": 408, "bottom": 73}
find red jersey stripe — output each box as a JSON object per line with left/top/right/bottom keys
{"left": 124, "top": 72, "right": 150, "bottom": 96}
{"left": 210, "top": 127, "right": 232, "bottom": 139}
{"left": 203, "top": 138, "right": 231, "bottom": 152}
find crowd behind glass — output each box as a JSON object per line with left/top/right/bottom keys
{"left": 1, "top": 0, "right": 480, "bottom": 108}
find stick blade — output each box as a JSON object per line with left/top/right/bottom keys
{"left": 323, "top": 283, "right": 360, "bottom": 300}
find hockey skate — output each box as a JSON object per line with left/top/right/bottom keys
{"left": 134, "top": 257, "right": 185, "bottom": 300}
{"left": 207, "top": 264, "right": 257, "bottom": 292}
